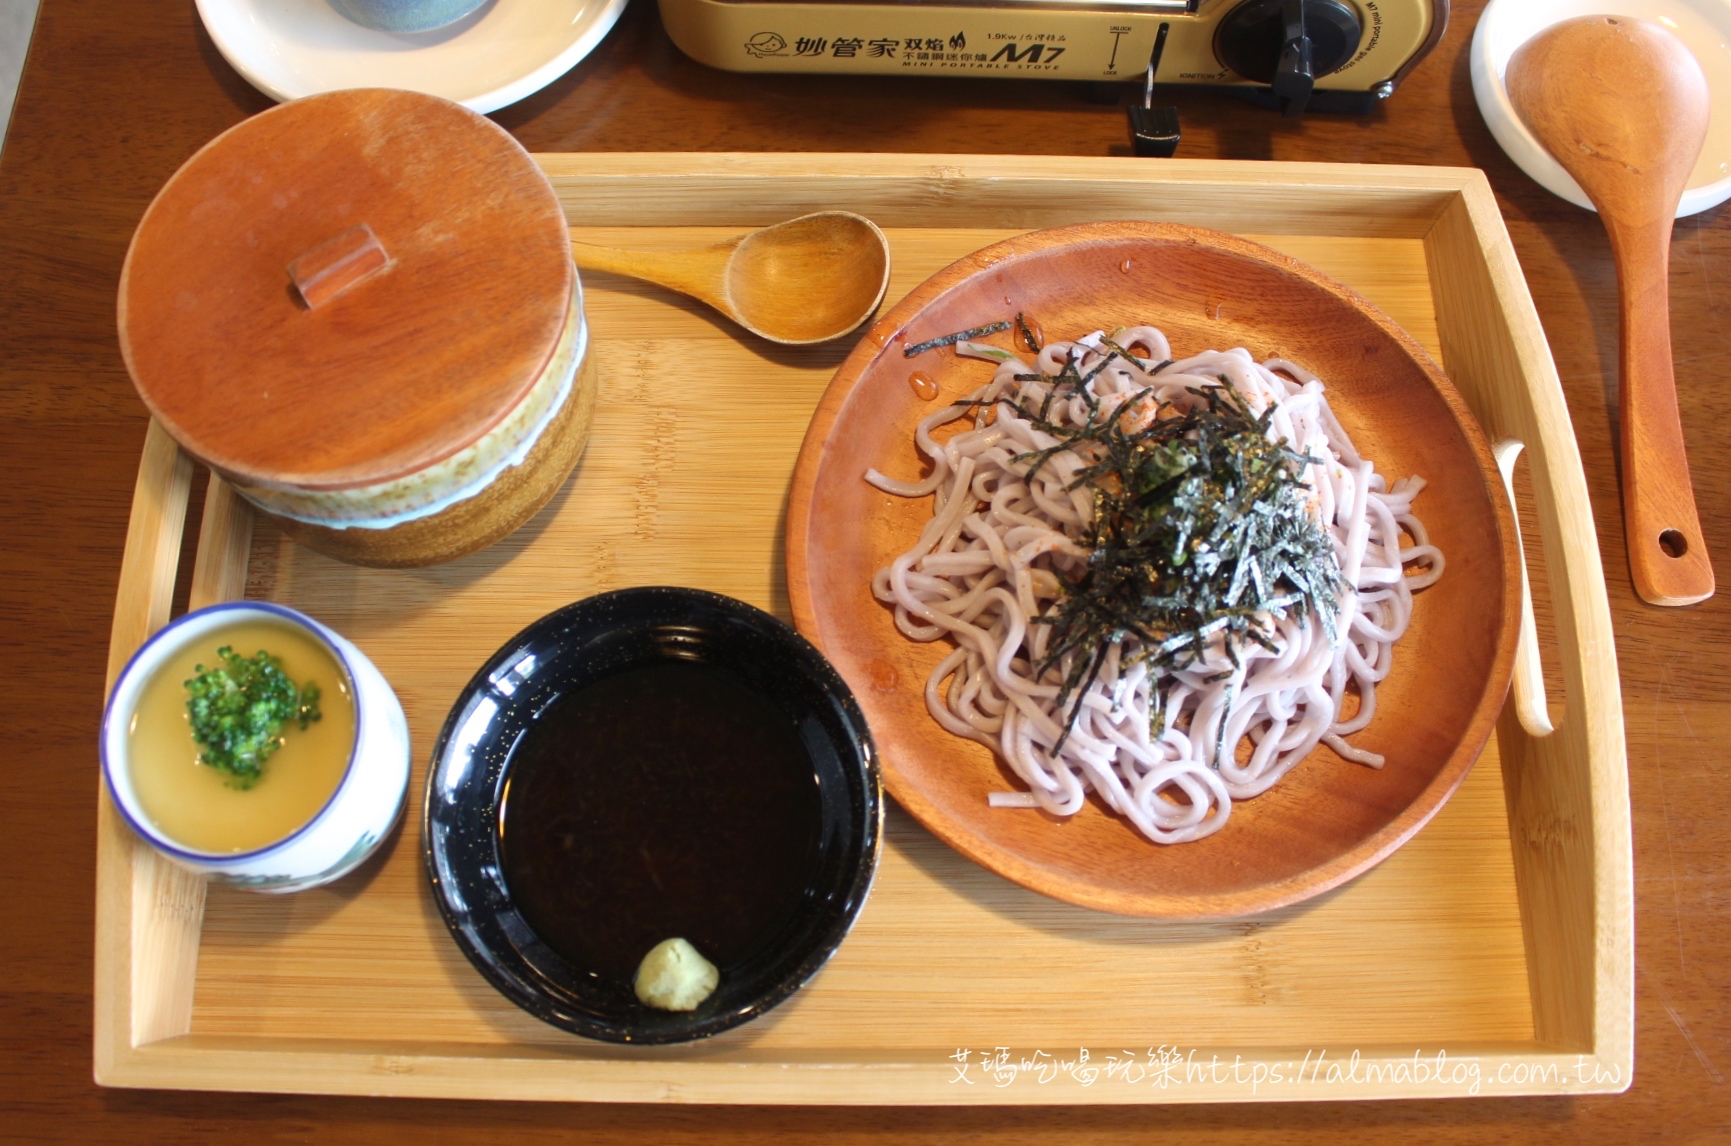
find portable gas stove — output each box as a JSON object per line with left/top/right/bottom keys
{"left": 660, "top": 0, "right": 1448, "bottom": 122}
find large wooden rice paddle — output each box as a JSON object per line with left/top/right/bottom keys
{"left": 1508, "top": 14, "right": 1716, "bottom": 605}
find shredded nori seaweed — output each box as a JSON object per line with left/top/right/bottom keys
{"left": 1014, "top": 312, "right": 1043, "bottom": 353}
{"left": 980, "top": 374, "right": 1342, "bottom": 752}
{"left": 903, "top": 321, "right": 1011, "bottom": 357}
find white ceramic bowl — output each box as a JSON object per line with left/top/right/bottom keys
{"left": 1472, "top": 0, "right": 1731, "bottom": 217}
{"left": 195, "top": 0, "right": 630, "bottom": 114}
{"left": 101, "top": 602, "right": 410, "bottom": 893}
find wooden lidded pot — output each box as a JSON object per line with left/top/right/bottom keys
{"left": 118, "top": 89, "right": 594, "bottom": 567}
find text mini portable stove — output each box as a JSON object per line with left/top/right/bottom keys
{"left": 661, "top": 0, "right": 1448, "bottom": 117}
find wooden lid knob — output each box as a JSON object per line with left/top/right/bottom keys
{"left": 117, "top": 89, "right": 573, "bottom": 491}
{"left": 288, "top": 223, "right": 392, "bottom": 311}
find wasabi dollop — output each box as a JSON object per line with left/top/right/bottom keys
{"left": 633, "top": 938, "right": 718, "bottom": 1011}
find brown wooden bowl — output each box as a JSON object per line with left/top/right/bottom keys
{"left": 786, "top": 221, "right": 1521, "bottom": 918}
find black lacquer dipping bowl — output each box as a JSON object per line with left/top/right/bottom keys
{"left": 423, "top": 586, "right": 881, "bottom": 1044}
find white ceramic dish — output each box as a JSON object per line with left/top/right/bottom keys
{"left": 100, "top": 601, "right": 411, "bottom": 892}
{"left": 1473, "top": 0, "right": 1731, "bottom": 217}
{"left": 195, "top": 0, "right": 631, "bottom": 114}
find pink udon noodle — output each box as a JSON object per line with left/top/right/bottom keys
{"left": 867, "top": 326, "right": 1443, "bottom": 844}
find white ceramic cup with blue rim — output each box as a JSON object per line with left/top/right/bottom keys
{"left": 101, "top": 601, "right": 410, "bottom": 892}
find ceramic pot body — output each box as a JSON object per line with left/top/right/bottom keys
{"left": 118, "top": 90, "right": 585, "bottom": 569}
{"left": 101, "top": 602, "right": 411, "bottom": 893}
{"left": 241, "top": 280, "right": 595, "bottom": 568}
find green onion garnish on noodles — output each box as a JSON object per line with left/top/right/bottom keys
{"left": 954, "top": 340, "right": 1019, "bottom": 363}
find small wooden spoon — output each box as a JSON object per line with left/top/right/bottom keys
{"left": 569, "top": 211, "right": 891, "bottom": 345}
{"left": 1508, "top": 15, "right": 1715, "bottom": 606}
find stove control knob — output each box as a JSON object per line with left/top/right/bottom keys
{"left": 1215, "top": 0, "right": 1363, "bottom": 85}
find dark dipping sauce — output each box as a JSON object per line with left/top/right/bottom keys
{"left": 499, "top": 660, "right": 822, "bottom": 986}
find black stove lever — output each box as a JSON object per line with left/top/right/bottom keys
{"left": 1272, "top": 0, "right": 1315, "bottom": 116}
{"left": 1128, "top": 22, "right": 1181, "bottom": 158}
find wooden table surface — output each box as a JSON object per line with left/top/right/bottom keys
{"left": 1, "top": 0, "right": 1725, "bottom": 1140}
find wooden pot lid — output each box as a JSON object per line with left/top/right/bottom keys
{"left": 118, "top": 89, "right": 573, "bottom": 490}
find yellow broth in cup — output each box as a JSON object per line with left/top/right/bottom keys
{"left": 125, "top": 617, "right": 356, "bottom": 853}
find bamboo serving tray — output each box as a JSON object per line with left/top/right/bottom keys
{"left": 95, "top": 154, "right": 1631, "bottom": 1104}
